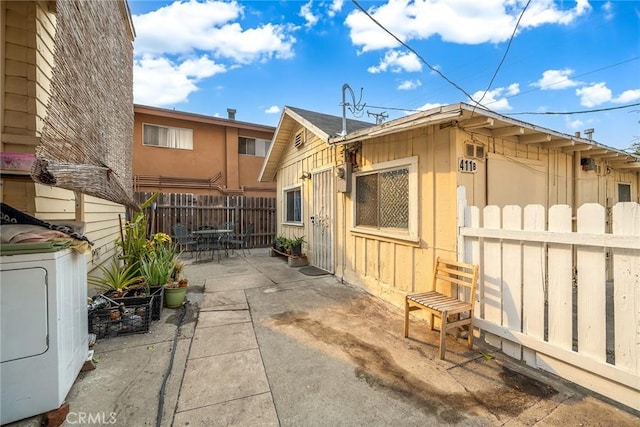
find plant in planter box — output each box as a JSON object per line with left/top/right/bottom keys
{"left": 88, "top": 259, "right": 145, "bottom": 298}
{"left": 116, "top": 192, "right": 160, "bottom": 277}
{"left": 287, "top": 236, "right": 306, "bottom": 256}
{"left": 273, "top": 234, "right": 288, "bottom": 253}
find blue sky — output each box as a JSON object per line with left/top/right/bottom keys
{"left": 128, "top": 0, "right": 640, "bottom": 151}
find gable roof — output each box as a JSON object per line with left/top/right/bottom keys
{"left": 286, "top": 106, "right": 373, "bottom": 139}
{"left": 260, "top": 103, "right": 640, "bottom": 183}
{"left": 259, "top": 106, "right": 373, "bottom": 182}
{"left": 329, "top": 102, "right": 640, "bottom": 170}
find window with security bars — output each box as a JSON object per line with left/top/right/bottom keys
{"left": 284, "top": 185, "right": 302, "bottom": 223}
{"left": 356, "top": 167, "right": 409, "bottom": 229}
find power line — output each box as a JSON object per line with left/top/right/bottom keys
{"left": 484, "top": 57, "right": 640, "bottom": 106}
{"left": 473, "top": 0, "right": 532, "bottom": 113}
{"left": 507, "top": 102, "right": 640, "bottom": 116}
{"left": 350, "top": 1, "right": 640, "bottom": 120}
{"left": 351, "top": 0, "right": 479, "bottom": 107}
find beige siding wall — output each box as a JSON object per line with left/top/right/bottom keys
{"left": 338, "top": 126, "right": 458, "bottom": 309}
{"left": 82, "top": 195, "right": 126, "bottom": 274}
{"left": 1, "top": 1, "right": 127, "bottom": 276}
{"left": 276, "top": 126, "right": 338, "bottom": 259}
{"left": 333, "top": 125, "right": 639, "bottom": 311}
{"left": 460, "top": 130, "right": 638, "bottom": 212}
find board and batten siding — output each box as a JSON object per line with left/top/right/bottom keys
{"left": 1, "top": 1, "right": 126, "bottom": 276}
{"left": 337, "top": 125, "right": 459, "bottom": 309}
{"left": 276, "top": 125, "right": 338, "bottom": 262}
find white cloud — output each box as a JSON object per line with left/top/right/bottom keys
{"left": 506, "top": 83, "right": 520, "bottom": 96}
{"left": 131, "top": 0, "right": 297, "bottom": 106}
{"left": 134, "top": 55, "right": 226, "bottom": 106}
{"left": 300, "top": 1, "right": 319, "bottom": 28}
{"left": 133, "top": 0, "right": 296, "bottom": 63}
{"left": 533, "top": 69, "right": 581, "bottom": 90}
{"left": 398, "top": 79, "right": 422, "bottom": 90}
{"left": 471, "top": 83, "right": 520, "bottom": 111}
{"left": 265, "top": 105, "right": 281, "bottom": 114}
{"left": 567, "top": 118, "right": 585, "bottom": 130}
{"left": 328, "top": 0, "right": 344, "bottom": 17}
{"left": 613, "top": 89, "right": 640, "bottom": 103}
{"left": 416, "top": 102, "right": 442, "bottom": 111}
{"left": 367, "top": 50, "right": 422, "bottom": 73}
{"left": 576, "top": 82, "right": 612, "bottom": 107}
{"left": 345, "top": 0, "right": 591, "bottom": 52}
{"left": 602, "top": 1, "right": 614, "bottom": 21}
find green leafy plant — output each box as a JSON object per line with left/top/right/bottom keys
{"left": 140, "top": 256, "right": 172, "bottom": 288}
{"left": 273, "top": 234, "right": 288, "bottom": 251}
{"left": 116, "top": 192, "right": 160, "bottom": 277}
{"left": 140, "top": 233, "right": 177, "bottom": 289}
{"left": 288, "top": 235, "right": 306, "bottom": 246}
{"left": 88, "top": 259, "right": 145, "bottom": 297}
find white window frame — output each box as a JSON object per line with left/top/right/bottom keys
{"left": 282, "top": 184, "right": 303, "bottom": 226}
{"left": 143, "top": 123, "right": 193, "bottom": 150}
{"left": 351, "top": 156, "right": 419, "bottom": 242}
{"left": 239, "top": 136, "right": 271, "bottom": 157}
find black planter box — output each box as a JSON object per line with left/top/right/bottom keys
{"left": 108, "top": 286, "right": 164, "bottom": 321}
{"left": 88, "top": 296, "right": 152, "bottom": 339}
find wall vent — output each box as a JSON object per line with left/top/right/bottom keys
{"left": 465, "top": 142, "right": 485, "bottom": 159}
{"left": 294, "top": 130, "right": 305, "bottom": 148}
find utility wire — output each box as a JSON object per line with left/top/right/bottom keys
{"left": 473, "top": 0, "right": 532, "bottom": 114}
{"left": 351, "top": 0, "right": 479, "bottom": 107}
{"left": 351, "top": 1, "right": 639, "bottom": 120}
{"left": 507, "top": 102, "right": 640, "bottom": 116}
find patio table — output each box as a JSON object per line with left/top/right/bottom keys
{"left": 192, "top": 229, "right": 233, "bottom": 262}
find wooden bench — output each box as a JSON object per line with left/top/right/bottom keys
{"left": 404, "top": 258, "right": 479, "bottom": 359}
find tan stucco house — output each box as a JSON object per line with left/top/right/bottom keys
{"left": 1, "top": 0, "right": 136, "bottom": 273}
{"left": 133, "top": 104, "right": 276, "bottom": 197}
{"left": 259, "top": 103, "right": 640, "bottom": 309}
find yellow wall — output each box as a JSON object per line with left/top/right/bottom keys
{"left": 275, "top": 124, "right": 338, "bottom": 261}
{"left": 1, "top": 1, "right": 127, "bottom": 275}
{"left": 334, "top": 125, "right": 459, "bottom": 309}
{"left": 315, "top": 124, "right": 637, "bottom": 312}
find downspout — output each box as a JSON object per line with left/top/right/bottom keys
{"left": 572, "top": 151, "right": 580, "bottom": 231}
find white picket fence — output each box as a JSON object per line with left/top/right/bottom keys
{"left": 456, "top": 187, "right": 640, "bottom": 410}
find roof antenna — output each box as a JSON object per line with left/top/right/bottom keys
{"left": 583, "top": 128, "right": 595, "bottom": 140}
{"left": 367, "top": 110, "right": 388, "bottom": 125}
{"left": 339, "top": 83, "right": 366, "bottom": 136}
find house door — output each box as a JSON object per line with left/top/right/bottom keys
{"left": 311, "top": 167, "right": 333, "bottom": 273}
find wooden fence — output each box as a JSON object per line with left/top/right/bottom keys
{"left": 133, "top": 192, "right": 277, "bottom": 248}
{"left": 457, "top": 187, "right": 639, "bottom": 410}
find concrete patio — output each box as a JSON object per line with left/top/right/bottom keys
{"left": 8, "top": 248, "right": 638, "bottom": 426}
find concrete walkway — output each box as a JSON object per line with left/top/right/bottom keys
{"left": 9, "top": 248, "right": 638, "bottom": 427}
{"left": 172, "top": 249, "right": 639, "bottom": 426}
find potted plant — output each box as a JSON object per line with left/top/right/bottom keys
{"left": 139, "top": 232, "right": 177, "bottom": 319}
{"left": 88, "top": 259, "right": 145, "bottom": 298}
{"left": 273, "top": 234, "right": 288, "bottom": 253}
{"left": 116, "top": 192, "right": 160, "bottom": 278}
{"left": 288, "top": 236, "right": 306, "bottom": 256}
{"left": 164, "top": 277, "right": 188, "bottom": 308}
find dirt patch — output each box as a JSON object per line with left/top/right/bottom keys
{"left": 500, "top": 365, "right": 557, "bottom": 398}
{"left": 271, "top": 311, "right": 474, "bottom": 423}
{"left": 271, "top": 309, "right": 557, "bottom": 422}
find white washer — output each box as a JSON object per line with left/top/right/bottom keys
{"left": 0, "top": 249, "right": 88, "bottom": 424}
